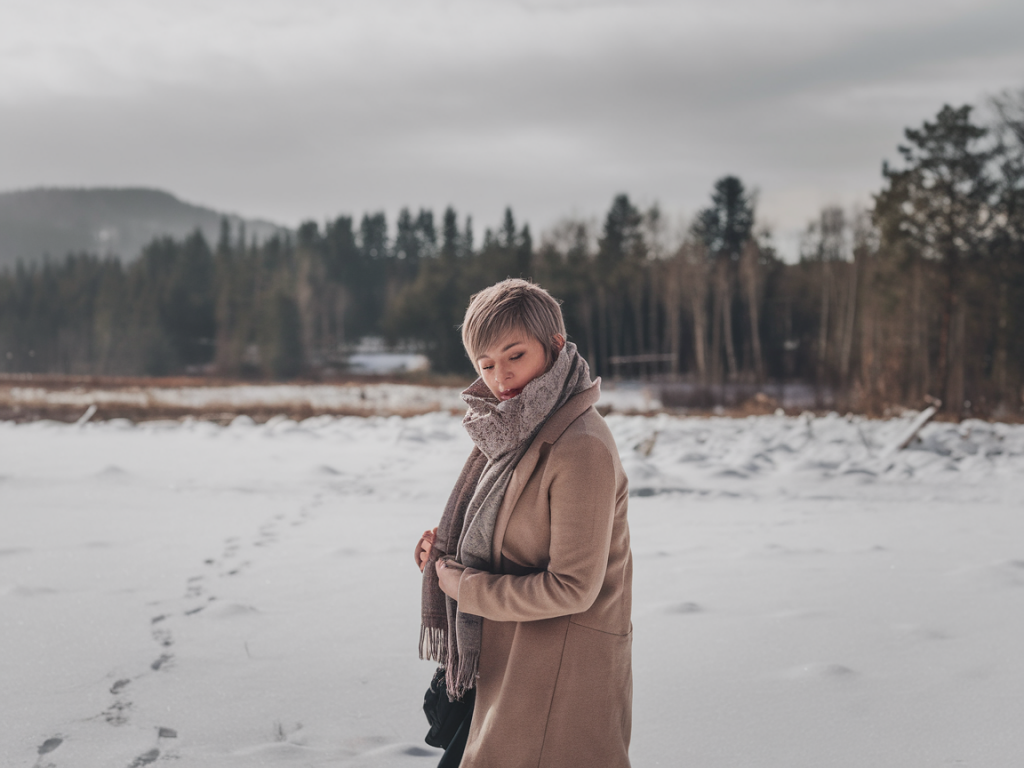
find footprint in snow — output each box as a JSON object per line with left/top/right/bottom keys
{"left": 33, "top": 736, "right": 63, "bottom": 768}
{"left": 126, "top": 748, "right": 160, "bottom": 767}
{"left": 103, "top": 699, "right": 132, "bottom": 726}
{"left": 38, "top": 737, "right": 63, "bottom": 755}
{"left": 667, "top": 602, "right": 703, "bottom": 614}
{"left": 403, "top": 746, "right": 434, "bottom": 756}
{"left": 95, "top": 465, "right": 129, "bottom": 478}
{"left": 255, "top": 526, "right": 279, "bottom": 546}
{"left": 151, "top": 653, "right": 173, "bottom": 671}
{"left": 210, "top": 602, "right": 259, "bottom": 618}
{"left": 150, "top": 626, "right": 173, "bottom": 647}
{"left": 104, "top": 672, "right": 134, "bottom": 725}
{"left": 185, "top": 575, "right": 205, "bottom": 598}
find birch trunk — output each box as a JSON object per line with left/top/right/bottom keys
{"left": 741, "top": 241, "right": 764, "bottom": 383}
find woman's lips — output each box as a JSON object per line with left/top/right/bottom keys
{"left": 499, "top": 388, "right": 521, "bottom": 401}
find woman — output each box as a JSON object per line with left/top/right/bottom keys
{"left": 415, "top": 279, "right": 632, "bottom": 768}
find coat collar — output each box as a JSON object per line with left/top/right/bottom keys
{"left": 489, "top": 379, "right": 602, "bottom": 565}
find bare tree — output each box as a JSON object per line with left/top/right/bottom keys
{"left": 739, "top": 238, "right": 765, "bottom": 383}
{"left": 681, "top": 240, "right": 710, "bottom": 383}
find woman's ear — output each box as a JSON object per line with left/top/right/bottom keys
{"left": 552, "top": 334, "right": 566, "bottom": 354}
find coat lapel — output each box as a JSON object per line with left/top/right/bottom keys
{"left": 489, "top": 381, "right": 602, "bottom": 565}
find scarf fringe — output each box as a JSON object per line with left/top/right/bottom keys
{"left": 419, "top": 625, "right": 447, "bottom": 663}
{"left": 447, "top": 649, "right": 480, "bottom": 702}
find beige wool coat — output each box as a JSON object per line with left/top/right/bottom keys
{"left": 455, "top": 383, "right": 633, "bottom": 768}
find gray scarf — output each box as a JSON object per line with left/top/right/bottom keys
{"left": 419, "top": 342, "right": 596, "bottom": 699}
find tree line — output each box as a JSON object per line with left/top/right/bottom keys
{"left": 1, "top": 94, "right": 1022, "bottom": 417}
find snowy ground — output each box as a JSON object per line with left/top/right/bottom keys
{"left": 1, "top": 382, "right": 468, "bottom": 417}
{"left": 0, "top": 380, "right": 662, "bottom": 419}
{"left": 2, "top": 409, "right": 1023, "bottom": 767}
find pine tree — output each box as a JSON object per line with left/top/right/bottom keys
{"left": 692, "top": 176, "right": 756, "bottom": 383}
{"left": 874, "top": 104, "right": 997, "bottom": 414}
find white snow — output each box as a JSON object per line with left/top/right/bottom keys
{"left": 4, "top": 383, "right": 466, "bottom": 415}
{"left": 2, "top": 408, "right": 1023, "bottom": 767}
{"left": 345, "top": 353, "right": 430, "bottom": 375}
{"left": 2, "top": 379, "right": 664, "bottom": 417}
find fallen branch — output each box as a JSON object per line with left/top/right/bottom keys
{"left": 881, "top": 406, "right": 937, "bottom": 457}
{"left": 75, "top": 404, "right": 98, "bottom": 427}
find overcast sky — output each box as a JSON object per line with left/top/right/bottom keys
{"left": 2, "top": 0, "right": 1022, "bottom": 256}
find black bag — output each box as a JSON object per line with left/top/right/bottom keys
{"left": 423, "top": 666, "right": 475, "bottom": 750}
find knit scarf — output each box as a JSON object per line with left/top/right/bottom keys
{"left": 419, "top": 341, "right": 596, "bottom": 699}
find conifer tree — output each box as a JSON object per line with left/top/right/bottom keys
{"left": 692, "top": 176, "right": 755, "bottom": 383}
{"left": 874, "top": 105, "right": 997, "bottom": 413}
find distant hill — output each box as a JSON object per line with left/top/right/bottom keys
{"left": 0, "top": 187, "right": 290, "bottom": 268}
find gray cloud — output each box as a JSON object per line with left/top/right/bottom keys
{"left": 1, "top": 0, "right": 1021, "bottom": 255}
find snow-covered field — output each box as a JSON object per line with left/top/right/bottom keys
{"left": 3, "top": 409, "right": 1023, "bottom": 767}
{"left": 0, "top": 380, "right": 662, "bottom": 418}
{"left": 1, "top": 382, "right": 468, "bottom": 417}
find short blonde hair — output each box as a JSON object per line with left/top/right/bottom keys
{"left": 461, "top": 279, "right": 566, "bottom": 366}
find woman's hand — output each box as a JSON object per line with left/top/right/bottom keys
{"left": 414, "top": 528, "right": 438, "bottom": 572}
{"left": 435, "top": 559, "right": 462, "bottom": 600}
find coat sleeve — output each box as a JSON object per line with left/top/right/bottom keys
{"left": 456, "top": 431, "right": 618, "bottom": 622}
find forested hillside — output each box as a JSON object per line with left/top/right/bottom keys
{"left": 0, "top": 188, "right": 286, "bottom": 268}
{"left": 2, "top": 97, "right": 1022, "bottom": 418}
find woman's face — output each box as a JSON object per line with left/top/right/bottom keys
{"left": 476, "top": 331, "right": 564, "bottom": 402}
